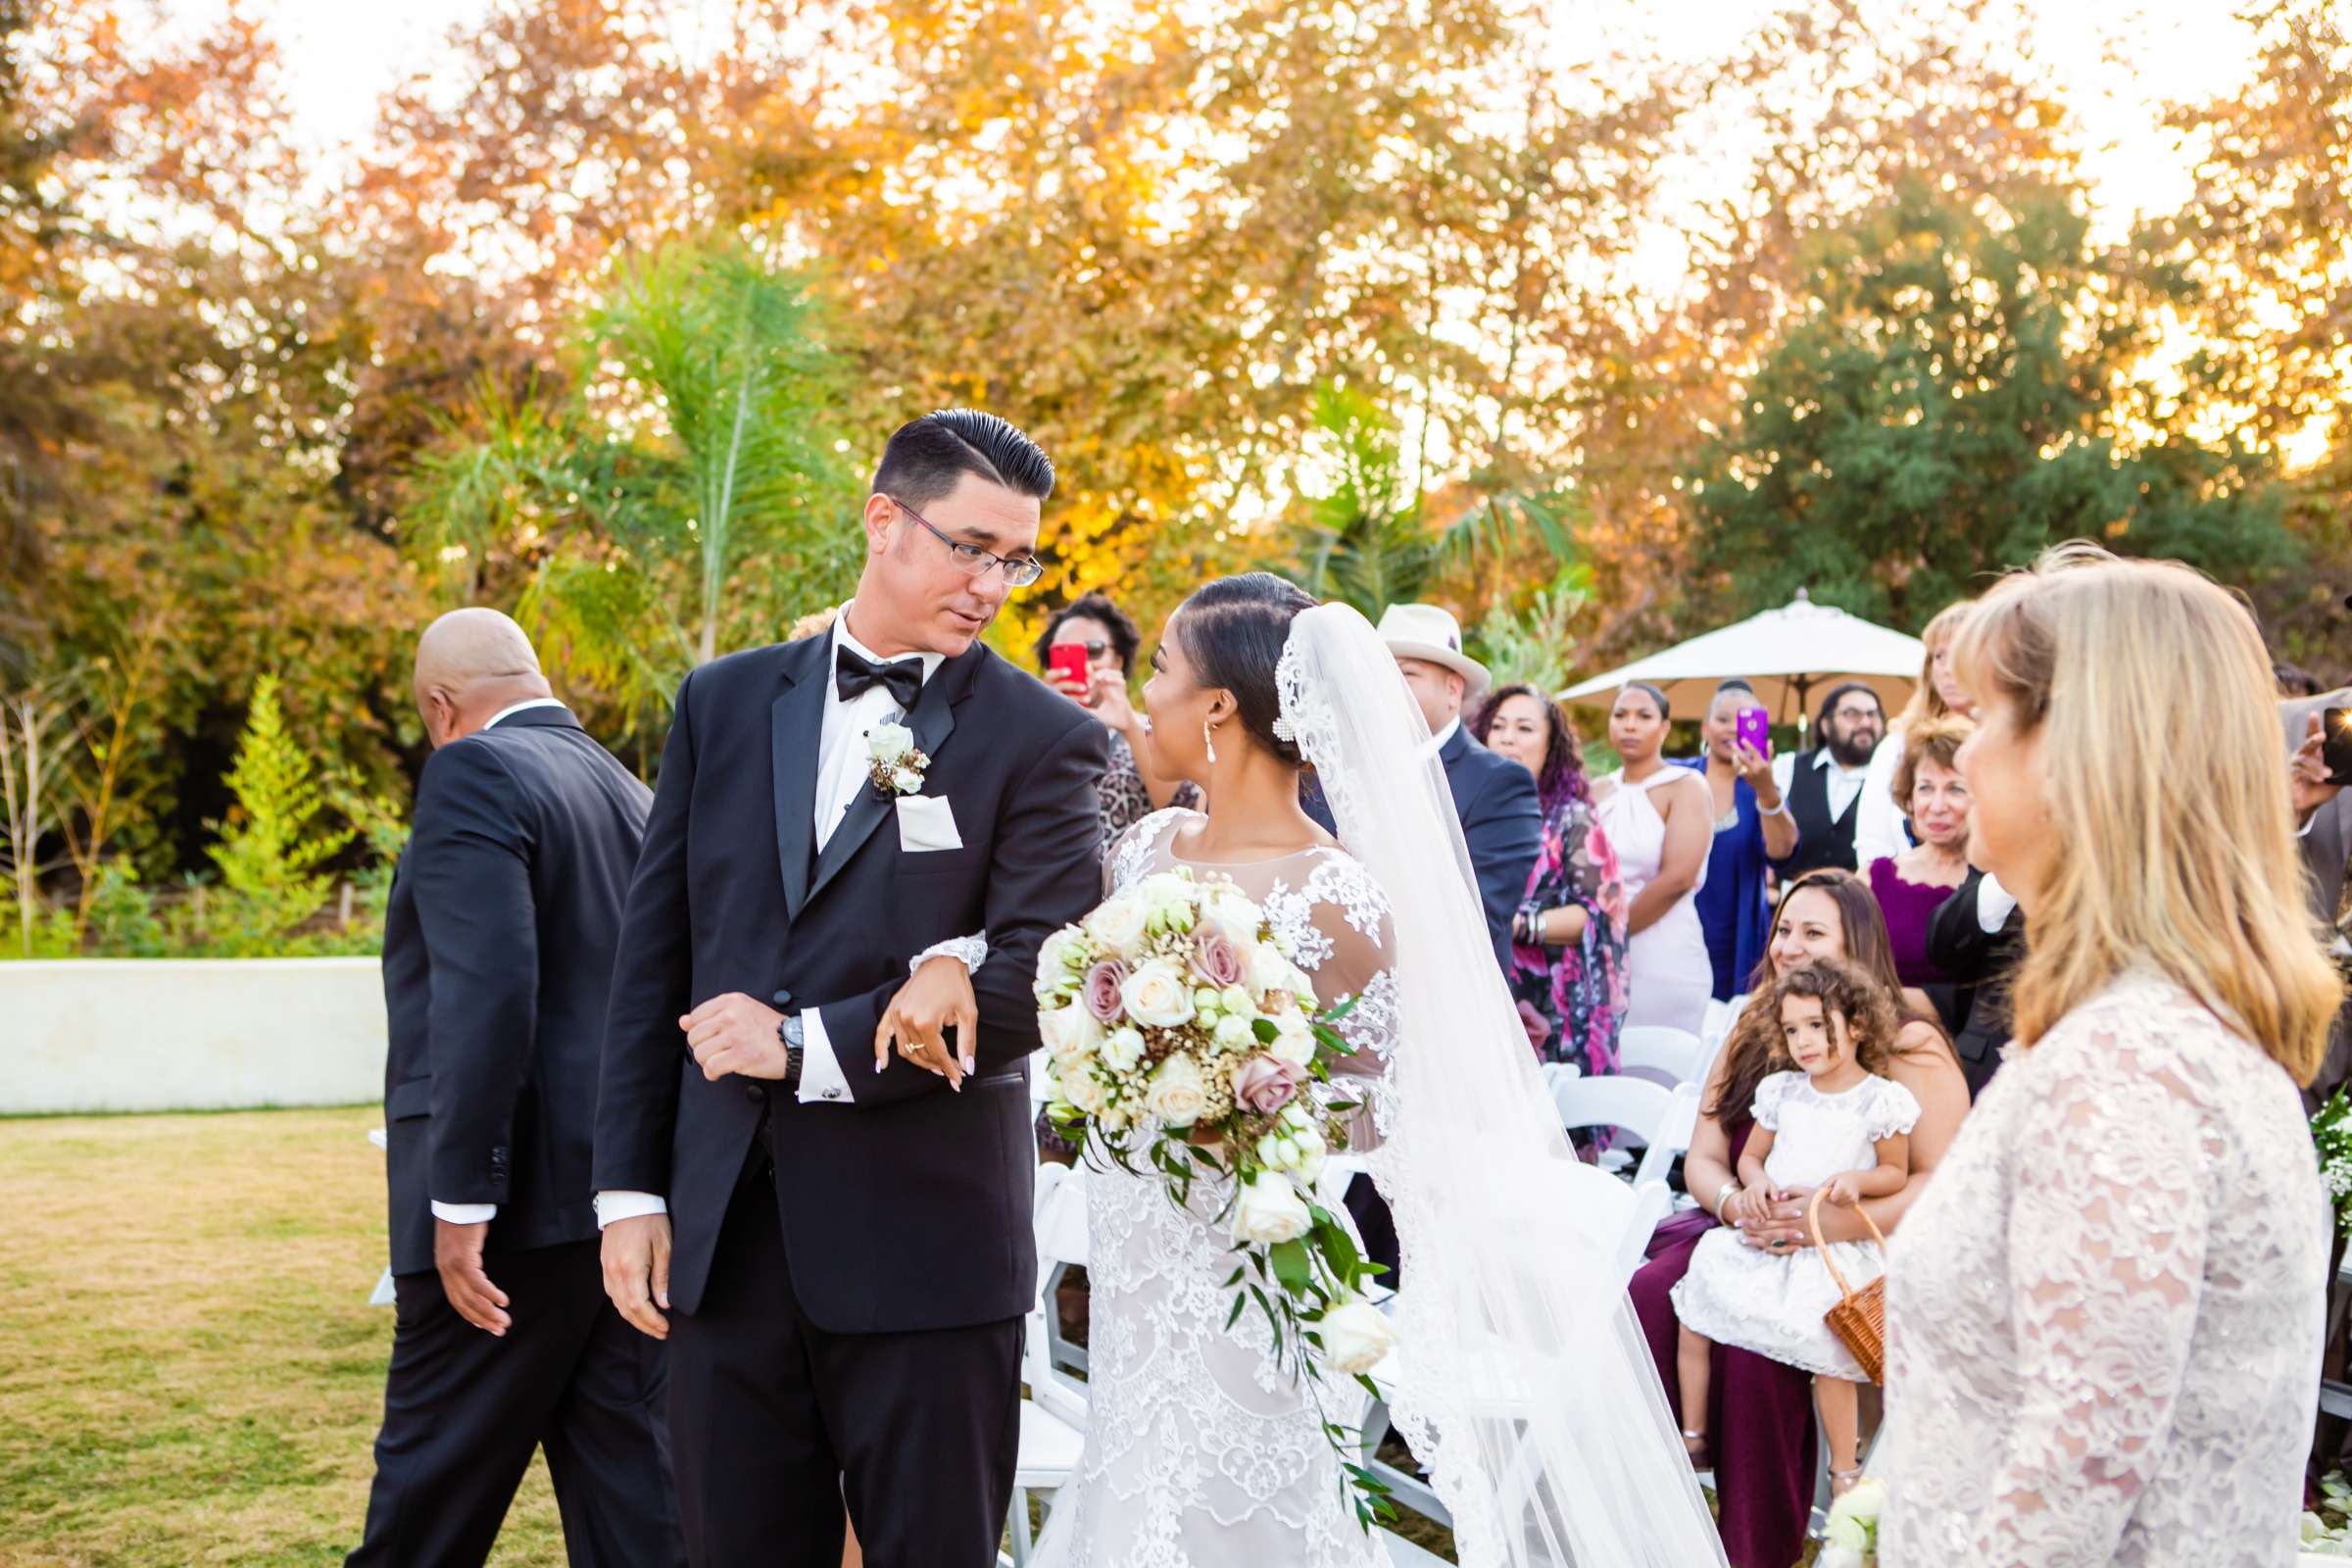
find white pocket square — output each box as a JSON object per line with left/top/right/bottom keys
{"left": 896, "top": 794, "right": 964, "bottom": 853}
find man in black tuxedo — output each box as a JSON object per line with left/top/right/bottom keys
{"left": 594, "top": 411, "right": 1106, "bottom": 1568}
{"left": 351, "top": 610, "right": 681, "bottom": 1568}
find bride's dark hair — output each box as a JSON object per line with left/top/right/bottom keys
{"left": 1176, "top": 572, "right": 1319, "bottom": 767}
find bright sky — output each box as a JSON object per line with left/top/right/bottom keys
{"left": 195, "top": 0, "right": 2266, "bottom": 242}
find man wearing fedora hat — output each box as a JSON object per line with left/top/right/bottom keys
{"left": 1303, "top": 602, "right": 1541, "bottom": 977}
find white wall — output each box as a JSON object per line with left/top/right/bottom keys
{"left": 1, "top": 958, "right": 387, "bottom": 1114}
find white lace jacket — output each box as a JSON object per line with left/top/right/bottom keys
{"left": 1882, "top": 969, "right": 2328, "bottom": 1567}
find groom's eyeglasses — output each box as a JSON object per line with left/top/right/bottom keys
{"left": 887, "top": 496, "right": 1046, "bottom": 588}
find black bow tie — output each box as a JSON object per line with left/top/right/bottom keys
{"left": 835, "top": 644, "right": 925, "bottom": 710}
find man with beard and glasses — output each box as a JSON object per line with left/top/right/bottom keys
{"left": 1769, "top": 682, "right": 1885, "bottom": 878}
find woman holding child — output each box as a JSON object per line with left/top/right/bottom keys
{"left": 1629, "top": 868, "right": 1969, "bottom": 1568}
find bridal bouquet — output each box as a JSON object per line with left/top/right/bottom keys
{"left": 1035, "top": 866, "right": 1398, "bottom": 1525}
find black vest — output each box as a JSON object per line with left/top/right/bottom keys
{"left": 1779, "top": 749, "right": 1864, "bottom": 876}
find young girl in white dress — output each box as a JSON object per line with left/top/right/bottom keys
{"left": 1672, "top": 956, "right": 1920, "bottom": 1496}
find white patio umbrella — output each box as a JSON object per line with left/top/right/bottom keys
{"left": 1560, "top": 589, "right": 1926, "bottom": 727}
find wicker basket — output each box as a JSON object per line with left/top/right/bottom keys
{"left": 1809, "top": 1186, "right": 1888, "bottom": 1386}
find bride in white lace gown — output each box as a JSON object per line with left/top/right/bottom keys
{"left": 1031, "top": 576, "right": 1727, "bottom": 1568}
{"left": 1035, "top": 806, "right": 1400, "bottom": 1567}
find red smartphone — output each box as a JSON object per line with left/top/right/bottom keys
{"left": 1048, "top": 644, "right": 1093, "bottom": 697}
{"left": 1736, "top": 706, "right": 1771, "bottom": 759}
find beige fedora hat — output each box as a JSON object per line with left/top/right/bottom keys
{"left": 1375, "top": 603, "right": 1489, "bottom": 696}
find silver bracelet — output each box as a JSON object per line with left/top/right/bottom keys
{"left": 1756, "top": 798, "right": 1790, "bottom": 818}
{"left": 1714, "top": 1179, "right": 1742, "bottom": 1216}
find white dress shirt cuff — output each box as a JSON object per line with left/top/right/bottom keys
{"left": 797, "top": 1008, "right": 854, "bottom": 1104}
{"left": 913, "top": 934, "right": 989, "bottom": 975}
{"left": 1977, "top": 873, "right": 2019, "bottom": 934}
{"left": 594, "top": 1191, "right": 668, "bottom": 1229}
{"left": 430, "top": 1200, "right": 497, "bottom": 1225}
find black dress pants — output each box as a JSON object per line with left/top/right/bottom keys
{"left": 666, "top": 1164, "right": 1023, "bottom": 1568}
{"left": 348, "top": 1238, "right": 683, "bottom": 1567}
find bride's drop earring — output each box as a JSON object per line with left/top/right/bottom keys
{"left": 1203, "top": 720, "right": 1219, "bottom": 765}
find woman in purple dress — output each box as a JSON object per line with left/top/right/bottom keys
{"left": 1863, "top": 715, "right": 1974, "bottom": 1033}
{"left": 1630, "top": 868, "right": 1970, "bottom": 1567}
{"left": 1474, "top": 683, "right": 1630, "bottom": 1074}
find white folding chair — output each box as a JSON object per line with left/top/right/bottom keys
{"left": 1547, "top": 1071, "right": 1676, "bottom": 1158}
{"left": 1005, "top": 1166, "right": 1090, "bottom": 1564}
{"left": 1616, "top": 1024, "right": 1705, "bottom": 1086}
{"left": 1633, "top": 1080, "right": 1705, "bottom": 1194}
{"left": 1032, "top": 1160, "right": 1092, "bottom": 1379}
{"left": 367, "top": 1127, "right": 396, "bottom": 1306}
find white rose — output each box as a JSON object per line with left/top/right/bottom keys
{"left": 1318, "top": 1298, "right": 1398, "bottom": 1376}
{"left": 1086, "top": 893, "right": 1151, "bottom": 956}
{"left": 1296, "top": 1144, "right": 1326, "bottom": 1182}
{"left": 1230, "top": 1173, "right": 1312, "bottom": 1245}
{"left": 1041, "top": 1003, "right": 1102, "bottom": 1073}
{"left": 1037, "top": 926, "right": 1088, "bottom": 983}
{"left": 866, "top": 722, "right": 914, "bottom": 761}
{"left": 891, "top": 767, "right": 921, "bottom": 793}
{"left": 1199, "top": 884, "right": 1263, "bottom": 945}
{"left": 1062, "top": 1066, "right": 1108, "bottom": 1115}
{"left": 1213, "top": 1014, "right": 1253, "bottom": 1052}
{"left": 1143, "top": 1052, "right": 1209, "bottom": 1127}
{"left": 1141, "top": 875, "right": 1199, "bottom": 934}
{"left": 1100, "top": 1026, "right": 1147, "bottom": 1074}
{"left": 1120, "top": 961, "right": 1198, "bottom": 1029}
{"left": 1244, "top": 941, "right": 1292, "bottom": 996}
{"left": 1269, "top": 1010, "right": 1317, "bottom": 1066}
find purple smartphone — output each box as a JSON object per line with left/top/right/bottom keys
{"left": 1736, "top": 706, "right": 1771, "bottom": 759}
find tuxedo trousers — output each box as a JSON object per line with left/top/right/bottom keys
{"left": 347, "top": 1238, "right": 683, "bottom": 1568}
{"left": 668, "top": 1153, "right": 1023, "bottom": 1568}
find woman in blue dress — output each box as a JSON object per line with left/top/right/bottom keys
{"left": 1680, "top": 680, "right": 1797, "bottom": 1004}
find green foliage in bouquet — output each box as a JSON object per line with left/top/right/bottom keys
{"left": 2312, "top": 1089, "right": 2352, "bottom": 1240}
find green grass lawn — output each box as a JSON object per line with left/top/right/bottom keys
{"left": 0, "top": 1106, "right": 565, "bottom": 1566}
{"left": 0, "top": 1108, "right": 1794, "bottom": 1567}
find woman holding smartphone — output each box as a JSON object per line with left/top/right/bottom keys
{"left": 1035, "top": 592, "right": 1200, "bottom": 858}
{"left": 1679, "top": 680, "right": 1798, "bottom": 1004}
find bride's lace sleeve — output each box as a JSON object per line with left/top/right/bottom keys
{"left": 1266, "top": 850, "right": 1399, "bottom": 1151}
{"left": 1970, "top": 1027, "right": 2214, "bottom": 1564}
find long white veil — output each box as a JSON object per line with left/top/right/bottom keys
{"left": 1275, "top": 603, "right": 1729, "bottom": 1568}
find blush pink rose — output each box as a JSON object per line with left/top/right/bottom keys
{"left": 1083, "top": 959, "right": 1129, "bottom": 1023}
{"left": 1193, "top": 929, "right": 1246, "bottom": 990}
{"left": 1232, "top": 1053, "right": 1307, "bottom": 1115}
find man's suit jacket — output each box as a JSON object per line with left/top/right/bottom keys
{"left": 1924, "top": 867, "right": 2024, "bottom": 1099}
{"left": 593, "top": 635, "right": 1106, "bottom": 1335}
{"left": 1300, "top": 721, "right": 1540, "bottom": 975}
{"left": 380, "top": 706, "right": 653, "bottom": 1278}
{"left": 1442, "top": 724, "right": 1544, "bottom": 975}
{"left": 2281, "top": 692, "right": 2352, "bottom": 1104}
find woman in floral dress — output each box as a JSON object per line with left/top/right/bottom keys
{"left": 1474, "top": 683, "right": 1630, "bottom": 1075}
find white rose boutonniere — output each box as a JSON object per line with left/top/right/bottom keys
{"left": 865, "top": 722, "right": 931, "bottom": 798}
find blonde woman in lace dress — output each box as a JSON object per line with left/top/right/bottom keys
{"left": 1882, "top": 547, "right": 2341, "bottom": 1568}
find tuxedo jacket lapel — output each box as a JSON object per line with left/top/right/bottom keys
{"left": 771, "top": 637, "right": 830, "bottom": 923}
{"left": 806, "top": 643, "right": 980, "bottom": 910}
